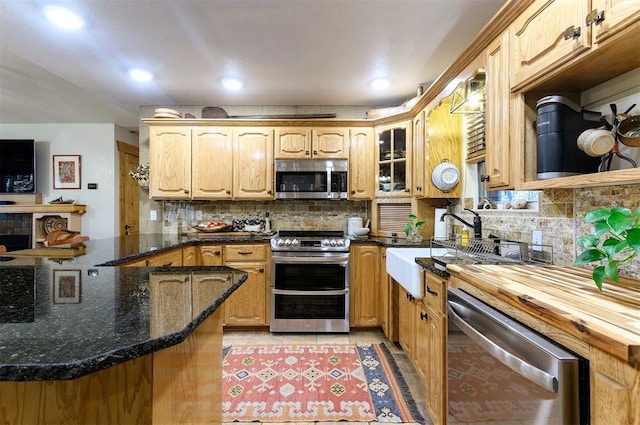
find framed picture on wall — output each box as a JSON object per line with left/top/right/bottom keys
{"left": 53, "top": 155, "right": 81, "bottom": 189}
{"left": 53, "top": 269, "right": 81, "bottom": 304}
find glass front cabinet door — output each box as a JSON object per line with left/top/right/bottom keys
{"left": 376, "top": 121, "right": 412, "bottom": 197}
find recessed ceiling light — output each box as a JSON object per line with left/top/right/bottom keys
{"left": 370, "top": 78, "right": 390, "bottom": 90}
{"left": 222, "top": 78, "right": 243, "bottom": 91}
{"left": 128, "top": 68, "right": 154, "bottom": 82}
{"left": 44, "top": 5, "right": 84, "bottom": 30}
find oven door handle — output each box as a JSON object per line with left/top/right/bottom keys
{"left": 448, "top": 300, "right": 559, "bottom": 393}
{"left": 272, "top": 289, "right": 349, "bottom": 296}
{"left": 271, "top": 256, "right": 349, "bottom": 265}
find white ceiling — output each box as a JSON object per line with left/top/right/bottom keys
{"left": 0, "top": 0, "right": 507, "bottom": 129}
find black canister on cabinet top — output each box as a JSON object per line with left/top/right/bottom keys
{"left": 536, "top": 96, "right": 602, "bottom": 180}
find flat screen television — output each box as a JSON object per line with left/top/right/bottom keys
{"left": 0, "top": 139, "right": 36, "bottom": 193}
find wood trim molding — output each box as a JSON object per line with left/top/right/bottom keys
{"left": 117, "top": 140, "right": 139, "bottom": 156}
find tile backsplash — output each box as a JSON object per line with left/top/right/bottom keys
{"left": 463, "top": 184, "right": 640, "bottom": 281}
{"left": 160, "top": 200, "right": 368, "bottom": 235}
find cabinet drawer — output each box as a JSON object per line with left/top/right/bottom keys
{"left": 224, "top": 244, "right": 267, "bottom": 261}
{"left": 423, "top": 272, "right": 446, "bottom": 313}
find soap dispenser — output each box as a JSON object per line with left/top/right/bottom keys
{"left": 461, "top": 226, "right": 470, "bottom": 248}
{"left": 264, "top": 212, "right": 272, "bottom": 233}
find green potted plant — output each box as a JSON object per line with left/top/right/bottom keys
{"left": 403, "top": 214, "right": 425, "bottom": 244}
{"left": 574, "top": 207, "right": 640, "bottom": 290}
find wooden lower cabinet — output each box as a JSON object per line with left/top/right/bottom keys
{"left": 223, "top": 244, "right": 269, "bottom": 327}
{"left": 146, "top": 248, "right": 183, "bottom": 267}
{"left": 350, "top": 244, "right": 380, "bottom": 327}
{"left": 398, "top": 285, "right": 417, "bottom": 359}
{"left": 182, "top": 246, "right": 198, "bottom": 266}
{"left": 590, "top": 346, "right": 640, "bottom": 425}
{"left": 407, "top": 271, "right": 447, "bottom": 425}
{"left": 200, "top": 245, "right": 223, "bottom": 266}
{"left": 425, "top": 306, "right": 446, "bottom": 425}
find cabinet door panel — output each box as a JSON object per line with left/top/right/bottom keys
{"left": 275, "top": 128, "right": 311, "bottom": 159}
{"left": 348, "top": 128, "right": 374, "bottom": 200}
{"left": 412, "top": 110, "right": 426, "bottom": 198}
{"left": 192, "top": 127, "right": 233, "bottom": 199}
{"left": 427, "top": 309, "right": 446, "bottom": 425}
{"left": 591, "top": 0, "right": 640, "bottom": 44}
{"left": 510, "top": 0, "right": 591, "bottom": 90}
{"left": 350, "top": 245, "right": 379, "bottom": 326}
{"left": 485, "top": 31, "right": 513, "bottom": 190}
{"left": 312, "top": 128, "right": 349, "bottom": 159}
{"left": 149, "top": 127, "right": 191, "bottom": 199}
{"left": 233, "top": 128, "right": 274, "bottom": 199}
{"left": 223, "top": 262, "right": 267, "bottom": 326}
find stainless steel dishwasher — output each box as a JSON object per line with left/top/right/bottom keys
{"left": 447, "top": 288, "right": 589, "bottom": 424}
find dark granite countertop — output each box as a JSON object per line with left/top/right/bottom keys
{"left": 0, "top": 235, "right": 248, "bottom": 381}
{"left": 0, "top": 232, "right": 436, "bottom": 382}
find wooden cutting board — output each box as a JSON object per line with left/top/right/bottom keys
{"left": 448, "top": 264, "right": 640, "bottom": 366}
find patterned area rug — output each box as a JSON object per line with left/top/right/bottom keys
{"left": 222, "top": 343, "right": 425, "bottom": 423}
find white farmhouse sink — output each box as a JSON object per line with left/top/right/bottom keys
{"left": 386, "top": 247, "right": 448, "bottom": 298}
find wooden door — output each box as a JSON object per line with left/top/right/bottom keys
{"left": 591, "top": 0, "right": 640, "bottom": 44}
{"left": 412, "top": 110, "right": 426, "bottom": 197}
{"left": 348, "top": 127, "right": 374, "bottom": 200}
{"left": 233, "top": 128, "right": 274, "bottom": 200}
{"left": 149, "top": 126, "right": 192, "bottom": 199}
{"left": 510, "top": 0, "right": 591, "bottom": 90}
{"left": 117, "top": 141, "right": 140, "bottom": 237}
{"left": 485, "top": 32, "right": 513, "bottom": 190}
{"left": 200, "top": 245, "right": 223, "bottom": 266}
{"left": 192, "top": 127, "right": 233, "bottom": 199}
{"left": 350, "top": 244, "right": 379, "bottom": 327}
{"left": 398, "top": 285, "right": 415, "bottom": 358}
{"left": 426, "top": 308, "right": 447, "bottom": 425}
{"left": 312, "top": 128, "right": 349, "bottom": 159}
{"left": 149, "top": 272, "right": 192, "bottom": 337}
{"left": 425, "top": 97, "right": 462, "bottom": 198}
{"left": 222, "top": 262, "right": 266, "bottom": 326}
{"left": 414, "top": 301, "right": 429, "bottom": 381}
{"left": 275, "top": 128, "right": 311, "bottom": 159}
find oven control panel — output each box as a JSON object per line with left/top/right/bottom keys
{"left": 271, "top": 237, "right": 350, "bottom": 252}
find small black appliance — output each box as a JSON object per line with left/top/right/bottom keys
{"left": 536, "top": 96, "right": 602, "bottom": 179}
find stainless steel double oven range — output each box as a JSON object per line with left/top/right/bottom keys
{"left": 270, "top": 230, "right": 350, "bottom": 333}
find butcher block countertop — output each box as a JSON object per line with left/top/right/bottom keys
{"left": 447, "top": 264, "right": 640, "bottom": 367}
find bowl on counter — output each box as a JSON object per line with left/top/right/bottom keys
{"left": 352, "top": 227, "right": 369, "bottom": 237}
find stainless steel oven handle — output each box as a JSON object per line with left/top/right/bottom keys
{"left": 272, "top": 289, "right": 349, "bottom": 296}
{"left": 271, "top": 256, "right": 349, "bottom": 265}
{"left": 448, "top": 300, "right": 559, "bottom": 393}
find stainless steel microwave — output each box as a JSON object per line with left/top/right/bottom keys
{"left": 275, "top": 159, "right": 348, "bottom": 200}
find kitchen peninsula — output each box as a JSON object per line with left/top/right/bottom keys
{"left": 0, "top": 235, "right": 248, "bottom": 425}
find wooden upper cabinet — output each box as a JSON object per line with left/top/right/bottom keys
{"left": 192, "top": 127, "right": 233, "bottom": 199}
{"left": 274, "top": 128, "right": 311, "bottom": 159}
{"left": 149, "top": 126, "right": 191, "bottom": 199}
{"left": 348, "top": 127, "right": 375, "bottom": 200}
{"left": 233, "top": 127, "right": 274, "bottom": 200}
{"left": 412, "top": 109, "right": 426, "bottom": 198}
{"left": 312, "top": 128, "right": 349, "bottom": 159}
{"left": 590, "top": 0, "right": 640, "bottom": 44}
{"left": 510, "top": 0, "right": 592, "bottom": 91}
{"left": 376, "top": 121, "right": 412, "bottom": 198}
{"left": 275, "top": 127, "right": 348, "bottom": 159}
{"left": 484, "top": 32, "right": 513, "bottom": 190}
{"left": 424, "top": 96, "right": 462, "bottom": 198}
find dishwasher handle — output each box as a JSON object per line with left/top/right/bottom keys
{"left": 448, "top": 300, "right": 559, "bottom": 393}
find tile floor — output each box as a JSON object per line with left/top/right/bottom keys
{"left": 222, "top": 329, "right": 433, "bottom": 425}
